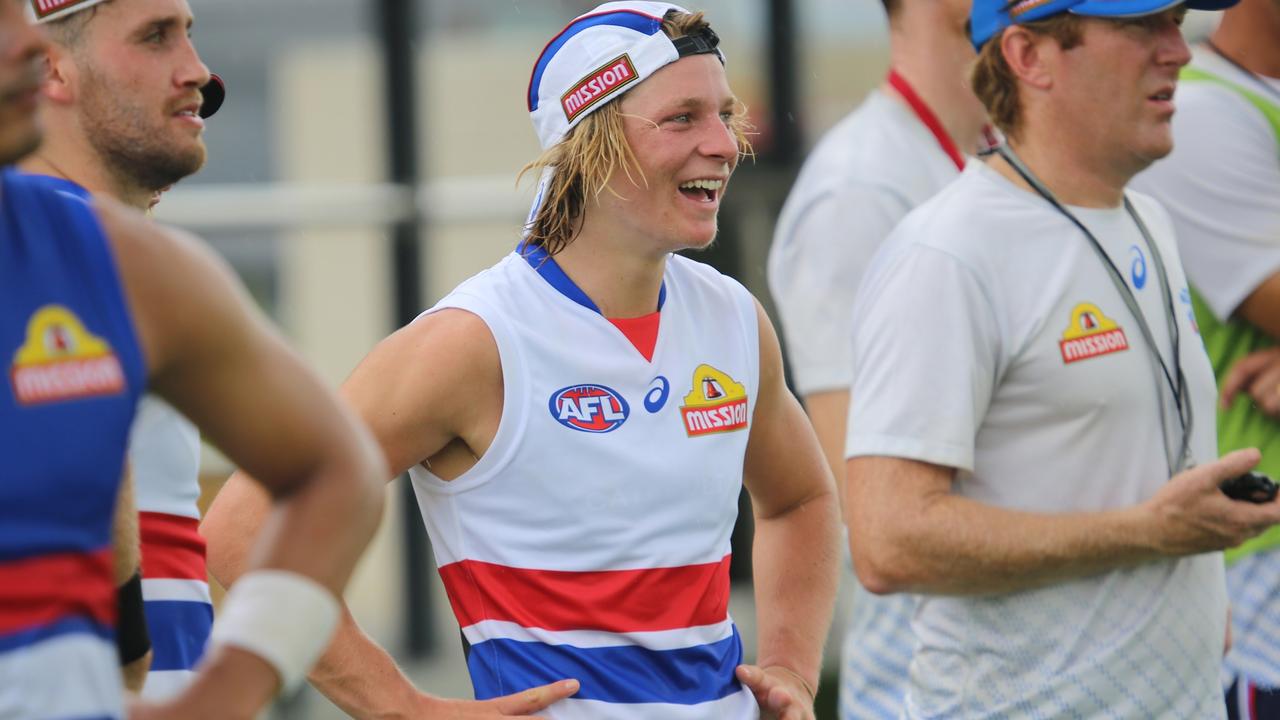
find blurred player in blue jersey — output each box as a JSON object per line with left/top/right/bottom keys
{"left": 0, "top": 1, "right": 386, "bottom": 718}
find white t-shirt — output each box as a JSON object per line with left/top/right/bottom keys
{"left": 1132, "top": 48, "right": 1280, "bottom": 321}
{"left": 769, "top": 87, "right": 965, "bottom": 719}
{"left": 768, "top": 90, "right": 962, "bottom": 396}
{"left": 848, "top": 161, "right": 1226, "bottom": 719}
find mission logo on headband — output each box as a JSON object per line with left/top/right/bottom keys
{"left": 680, "top": 364, "right": 748, "bottom": 437}
{"left": 1059, "top": 302, "right": 1129, "bottom": 364}
{"left": 10, "top": 305, "right": 126, "bottom": 406}
{"left": 561, "top": 54, "right": 639, "bottom": 123}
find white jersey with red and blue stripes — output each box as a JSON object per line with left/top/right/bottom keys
{"left": 129, "top": 396, "right": 211, "bottom": 700}
{"left": 410, "top": 248, "right": 761, "bottom": 719}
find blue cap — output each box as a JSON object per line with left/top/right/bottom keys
{"left": 970, "top": 0, "right": 1238, "bottom": 50}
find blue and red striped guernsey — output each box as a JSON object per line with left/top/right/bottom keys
{"left": 0, "top": 168, "right": 145, "bottom": 719}
{"left": 129, "top": 395, "right": 211, "bottom": 700}
{"left": 409, "top": 248, "right": 762, "bottom": 718}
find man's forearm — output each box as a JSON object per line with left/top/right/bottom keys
{"left": 306, "top": 610, "right": 425, "bottom": 719}
{"left": 751, "top": 490, "right": 840, "bottom": 690}
{"left": 855, "top": 489, "right": 1157, "bottom": 596}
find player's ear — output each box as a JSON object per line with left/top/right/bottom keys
{"left": 38, "top": 45, "right": 78, "bottom": 105}
{"left": 1000, "top": 25, "right": 1055, "bottom": 93}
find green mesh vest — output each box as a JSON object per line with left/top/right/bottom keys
{"left": 1180, "top": 65, "right": 1280, "bottom": 564}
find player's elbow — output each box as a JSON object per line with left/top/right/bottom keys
{"left": 849, "top": 532, "right": 916, "bottom": 595}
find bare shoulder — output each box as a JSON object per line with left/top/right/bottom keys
{"left": 90, "top": 196, "right": 252, "bottom": 377}
{"left": 355, "top": 307, "right": 499, "bottom": 385}
{"left": 341, "top": 306, "right": 503, "bottom": 474}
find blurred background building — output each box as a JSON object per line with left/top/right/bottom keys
{"left": 153, "top": 1, "right": 1221, "bottom": 717}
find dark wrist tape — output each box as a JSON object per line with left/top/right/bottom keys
{"left": 116, "top": 570, "right": 151, "bottom": 665}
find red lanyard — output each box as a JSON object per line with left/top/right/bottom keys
{"left": 886, "top": 69, "right": 966, "bottom": 172}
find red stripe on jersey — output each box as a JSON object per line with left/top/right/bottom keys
{"left": 438, "top": 555, "right": 731, "bottom": 632}
{"left": 139, "top": 512, "right": 207, "bottom": 581}
{"left": 0, "top": 549, "right": 114, "bottom": 635}
{"left": 609, "top": 311, "right": 661, "bottom": 362}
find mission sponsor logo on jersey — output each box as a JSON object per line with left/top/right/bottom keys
{"left": 10, "top": 305, "right": 126, "bottom": 406}
{"left": 561, "top": 54, "right": 638, "bottom": 122}
{"left": 680, "top": 364, "right": 748, "bottom": 437}
{"left": 1059, "top": 302, "right": 1129, "bottom": 364}
{"left": 549, "top": 383, "right": 630, "bottom": 433}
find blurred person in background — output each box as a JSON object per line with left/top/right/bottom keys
{"left": 202, "top": 2, "right": 840, "bottom": 719}
{"left": 1132, "top": 0, "right": 1280, "bottom": 715}
{"left": 766, "top": 0, "right": 988, "bottom": 714}
{"left": 20, "top": 0, "right": 226, "bottom": 700}
{"left": 0, "top": 1, "right": 386, "bottom": 718}
{"left": 843, "top": 0, "right": 1280, "bottom": 716}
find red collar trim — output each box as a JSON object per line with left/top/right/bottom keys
{"left": 887, "top": 69, "right": 966, "bottom": 172}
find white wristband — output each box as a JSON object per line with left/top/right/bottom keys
{"left": 210, "top": 570, "right": 341, "bottom": 695}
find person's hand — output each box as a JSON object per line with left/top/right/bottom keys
{"left": 1144, "top": 448, "right": 1280, "bottom": 555}
{"left": 130, "top": 679, "right": 581, "bottom": 720}
{"left": 408, "top": 680, "right": 581, "bottom": 719}
{"left": 736, "top": 664, "right": 816, "bottom": 720}
{"left": 1220, "top": 347, "right": 1280, "bottom": 417}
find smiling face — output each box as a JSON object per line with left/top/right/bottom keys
{"left": 1051, "top": 8, "right": 1190, "bottom": 172}
{"left": 0, "top": 0, "right": 47, "bottom": 164}
{"left": 601, "top": 53, "right": 742, "bottom": 255}
{"left": 63, "top": 0, "right": 210, "bottom": 191}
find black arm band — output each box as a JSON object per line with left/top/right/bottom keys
{"left": 116, "top": 570, "right": 151, "bottom": 665}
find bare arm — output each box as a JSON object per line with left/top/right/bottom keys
{"left": 111, "top": 467, "right": 151, "bottom": 692}
{"left": 799, "top": 390, "right": 849, "bottom": 512}
{"left": 846, "top": 450, "right": 1280, "bottom": 596}
{"left": 736, "top": 301, "right": 840, "bottom": 720}
{"left": 98, "top": 199, "right": 386, "bottom": 719}
{"left": 1218, "top": 273, "right": 1280, "bottom": 415}
{"left": 201, "top": 308, "right": 576, "bottom": 719}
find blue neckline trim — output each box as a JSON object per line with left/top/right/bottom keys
{"left": 527, "top": 10, "right": 664, "bottom": 112}
{"left": 518, "top": 243, "right": 666, "bottom": 315}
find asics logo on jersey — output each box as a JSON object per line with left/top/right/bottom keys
{"left": 561, "top": 54, "right": 638, "bottom": 122}
{"left": 549, "top": 384, "right": 630, "bottom": 433}
{"left": 1130, "top": 245, "right": 1147, "bottom": 290}
{"left": 1059, "top": 302, "right": 1130, "bottom": 364}
{"left": 10, "top": 305, "right": 126, "bottom": 406}
{"left": 680, "top": 364, "right": 748, "bottom": 437}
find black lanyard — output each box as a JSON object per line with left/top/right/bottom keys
{"left": 992, "top": 145, "right": 1194, "bottom": 476}
{"left": 1204, "top": 40, "right": 1280, "bottom": 106}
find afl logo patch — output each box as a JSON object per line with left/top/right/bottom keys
{"left": 549, "top": 384, "right": 630, "bottom": 433}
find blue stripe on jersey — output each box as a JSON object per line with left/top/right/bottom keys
{"left": 144, "top": 600, "right": 212, "bottom": 672}
{"left": 469, "top": 629, "right": 745, "bottom": 705}
{"left": 518, "top": 243, "right": 666, "bottom": 314}
{"left": 0, "top": 616, "right": 112, "bottom": 654}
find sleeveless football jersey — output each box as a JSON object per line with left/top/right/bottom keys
{"left": 0, "top": 168, "right": 145, "bottom": 720}
{"left": 20, "top": 173, "right": 212, "bottom": 700}
{"left": 130, "top": 396, "right": 209, "bottom": 700}
{"left": 409, "top": 247, "right": 762, "bottom": 719}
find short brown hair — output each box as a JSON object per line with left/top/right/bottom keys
{"left": 970, "top": 15, "right": 1084, "bottom": 139}
{"left": 41, "top": 4, "right": 105, "bottom": 49}
{"left": 518, "top": 10, "right": 752, "bottom": 256}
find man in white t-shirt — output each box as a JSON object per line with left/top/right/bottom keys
{"left": 766, "top": 0, "right": 987, "bottom": 715}
{"left": 1132, "top": 0, "right": 1280, "bottom": 716}
{"left": 845, "top": 0, "right": 1280, "bottom": 717}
